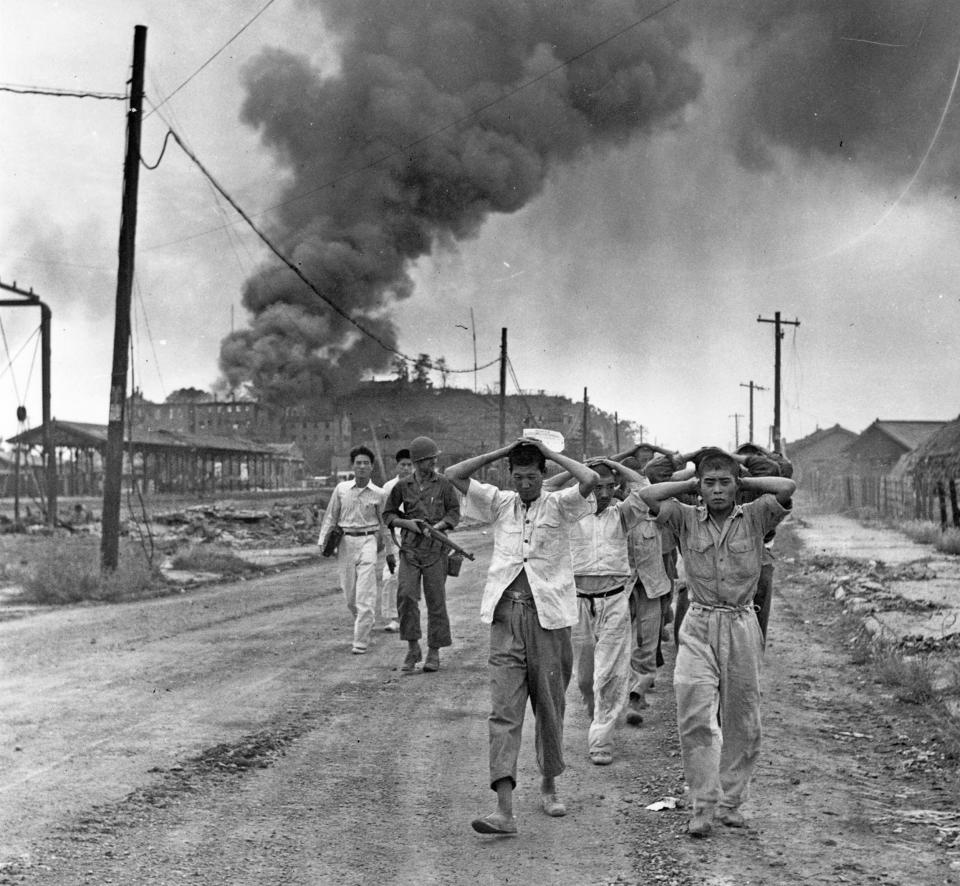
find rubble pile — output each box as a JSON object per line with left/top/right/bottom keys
{"left": 803, "top": 555, "right": 939, "bottom": 615}
{"left": 139, "top": 502, "right": 322, "bottom": 552}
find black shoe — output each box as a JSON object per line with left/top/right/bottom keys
{"left": 422, "top": 648, "right": 440, "bottom": 672}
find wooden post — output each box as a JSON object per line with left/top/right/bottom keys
{"left": 937, "top": 481, "right": 948, "bottom": 530}
{"left": 102, "top": 25, "right": 147, "bottom": 571}
{"left": 950, "top": 479, "right": 960, "bottom": 529}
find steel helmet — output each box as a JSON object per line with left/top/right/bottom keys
{"left": 409, "top": 435, "right": 440, "bottom": 462}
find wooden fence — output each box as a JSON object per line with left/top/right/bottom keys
{"left": 806, "top": 471, "right": 960, "bottom": 528}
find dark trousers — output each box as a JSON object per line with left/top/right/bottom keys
{"left": 397, "top": 547, "right": 451, "bottom": 648}
{"left": 488, "top": 593, "right": 573, "bottom": 789}
{"left": 754, "top": 563, "right": 774, "bottom": 647}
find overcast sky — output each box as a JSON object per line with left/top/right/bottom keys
{"left": 2, "top": 0, "right": 960, "bottom": 455}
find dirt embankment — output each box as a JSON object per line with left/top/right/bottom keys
{"left": 1, "top": 514, "right": 960, "bottom": 885}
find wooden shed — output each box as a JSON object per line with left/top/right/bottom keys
{"left": 909, "top": 416, "right": 960, "bottom": 527}
{"left": 6, "top": 419, "right": 304, "bottom": 496}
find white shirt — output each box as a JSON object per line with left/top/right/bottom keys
{"left": 318, "top": 479, "right": 385, "bottom": 544}
{"left": 627, "top": 516, "right": 672, "bottom": 599}
{"left": 568, "top": 488, "right": 646, "bottom": 582}
{"left": 463, "top": 478, "right": 593, "bottom": 629}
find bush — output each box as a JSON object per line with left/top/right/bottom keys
{"left": 169, "top": 544, "right": 255, "bottom": 577}
{"left": 936, "top": 528, "right": 960, "bottom": 556}
{"left": 901, "top": 520, "right": 942, "bottom": 545}
{"left": 19, "top": 537, "right": 164, "bottom": 604}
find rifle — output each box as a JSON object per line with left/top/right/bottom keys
{"left": 413, "top": 520, "right": 476, "bottom": 561}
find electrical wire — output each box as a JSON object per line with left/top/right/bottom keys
{"left": 140, "top": 0, "right": 684, "bottom": 251}
{"left": 141, "top": 129, "right": 173, "bottom": 170}
{"left": 0, "top": 315, "right": 23, "bottom": 404}
{"left": 0, "top": 83, "right": 126, "bottom": 100}
{"left": 164, "top": 126, "right": 500, "bottom": 374}
{"left": 506, "top": 356, "right": 537, "bottom": 423}
{"left": 133, "top": 275, "right": 166, "bottom": 400}
{"left": 145, "top": 0, "right": 281, "bottom": 119}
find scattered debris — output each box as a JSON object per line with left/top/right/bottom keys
{"left": 644, "top": 796, "right": 680, "bottom": 811}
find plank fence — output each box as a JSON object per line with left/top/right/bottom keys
{"left": 806, "top": 470, "right": 960, "bottom": 529}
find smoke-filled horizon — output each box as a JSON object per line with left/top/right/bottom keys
{"left": 218, "top": 0, "right": 703, "bottom": 404}
{"left": 4, "top": 1, "right": 960, "bottom": 450}
{"left": 218, "top": 0, "right": 960, "bottom": 413}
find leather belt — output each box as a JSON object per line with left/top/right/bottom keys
{"left": 342, "top": 528, "right": 379, "bottom": 536}
{"left": 576, "top": 585, "right": 625, "bottom": 599}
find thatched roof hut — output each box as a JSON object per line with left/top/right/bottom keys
{"left": 911, "top": 414, "right": 960, "bottom": 487}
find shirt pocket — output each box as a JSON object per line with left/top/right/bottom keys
{"left": 494, "top": 521, "right": 523, "bottom": 558}
{"left": 532, "top": 515, "right": 563, "bottom": 558}
{"left": 684, "top": 535, "right": 715, "bottom": 584}
{"left": 726, "top": 537, "right": 760, "bottom": 584}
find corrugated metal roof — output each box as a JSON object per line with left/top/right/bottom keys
{"left": 6, "top": 419, "right": 302, "bottom": 459}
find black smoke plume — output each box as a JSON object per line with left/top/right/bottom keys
{"left": 218, "top": 0, "right": 701, "bottom": 404}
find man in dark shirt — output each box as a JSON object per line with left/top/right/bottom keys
{"left": 383, "top": 436, "right": 461, "bottom": 673}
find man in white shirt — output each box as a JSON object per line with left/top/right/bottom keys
{"left": 547, "top": 457, "right": 647, "bottom": 764}
{"left": 378, "top": 447, "right": 412, "bottom": 633}
{"left": 318, "top": 445, "right": 386, "bottom": 655}
{"left": 445, "top": 439, "right": 598, "bottom": 836}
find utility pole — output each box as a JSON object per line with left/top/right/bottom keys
{"left": 498, "top": 327, "right": 507, "bottom": 450}
{"left": 470, "top": 307, "right": 478, "bottom": 394}
{"left": 582, "top": 388, "right": 589, "bottom": 460}
{"left": 0, "top": 280, "right": 56, "bottom": 526}
{"left": 102, "top": 25, "right": 147, "bottom": 572}
{"left": 729, "top": 413, "right": 744, "bottom": 449}
{"left": 739, "top": 380, "right": 768, "bottom": 445}
{"left": 757, "top": 311, "right": 800, "bottom": 453}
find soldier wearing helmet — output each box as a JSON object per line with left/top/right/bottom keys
{"left": 383, "top": 436, "right": 461, "bottom": 674}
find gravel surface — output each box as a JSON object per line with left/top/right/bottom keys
{"left": 2, "top": 516, "right": 960, "bottom": 884}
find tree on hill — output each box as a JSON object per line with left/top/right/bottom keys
{"left": 412, "top": 354, "right": 433, "bottom": 387}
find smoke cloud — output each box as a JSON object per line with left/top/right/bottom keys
{"left": 218, "top": 0, "right": 702, "bottom": 404}
{"left": 717, "top": 1, "right": 960, "bottom": 188}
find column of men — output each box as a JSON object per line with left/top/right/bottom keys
{"left": 320, "top": 435, "right": 794, "bottom": 838}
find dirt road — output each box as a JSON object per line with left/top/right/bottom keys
{"left": 2, "top": 516, "right": 960, "bottom": 885}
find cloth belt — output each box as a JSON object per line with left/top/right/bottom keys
{"left": 577, "top": 585, "right": 625, "bottom": 617}
{"left": 341, "top": 527, "right": 380, "bottom": 536}
{"left": 576, "top": 585, "right": 625, "bottom": 600}
{"left": 688, "top": 601, "right": 753, "bottom": 615}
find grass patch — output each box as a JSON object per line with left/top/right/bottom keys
{"left": 936, "top": 528, "right": 960, "bottom": 556}
{"left": 900, "top": 519, "right": 943, "bottom": 545}
{"left": 872, "top": 646, "right": 938, "bottom": 705}
{"left": 169, "top": 544, "right": 256, "bottom": 577}
{"left": 18, "top": 536, "right": 165, "bottom": 604}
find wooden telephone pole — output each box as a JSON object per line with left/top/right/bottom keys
{"left": 757, "top": 312, "right": 800, "bottom": 453}
{"left": 582, "top": 387, "right": 589, "bottom": 460}
{"left": 729, "top": 413, "right": 744, "bottom": 449}
{"left": 739, "top": 380, "right": 768, "bottom": 445}
{"left": 498, "top": 327, "right": 507, "bottom": 449}
{"left": 102, "top": 25, "right": 147, "bottom": 571}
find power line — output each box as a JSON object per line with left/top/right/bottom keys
{"left": 145, "top": 0, "right": 281, "bottom": 119}
{"left": 141, "top": 0, "right": 684, "bottom": 252}
{"left": 165, "top": 127, "right": 498, "bottom": 375}
{"left": 0, "top": 83, "right": 126, "bottom": 100}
